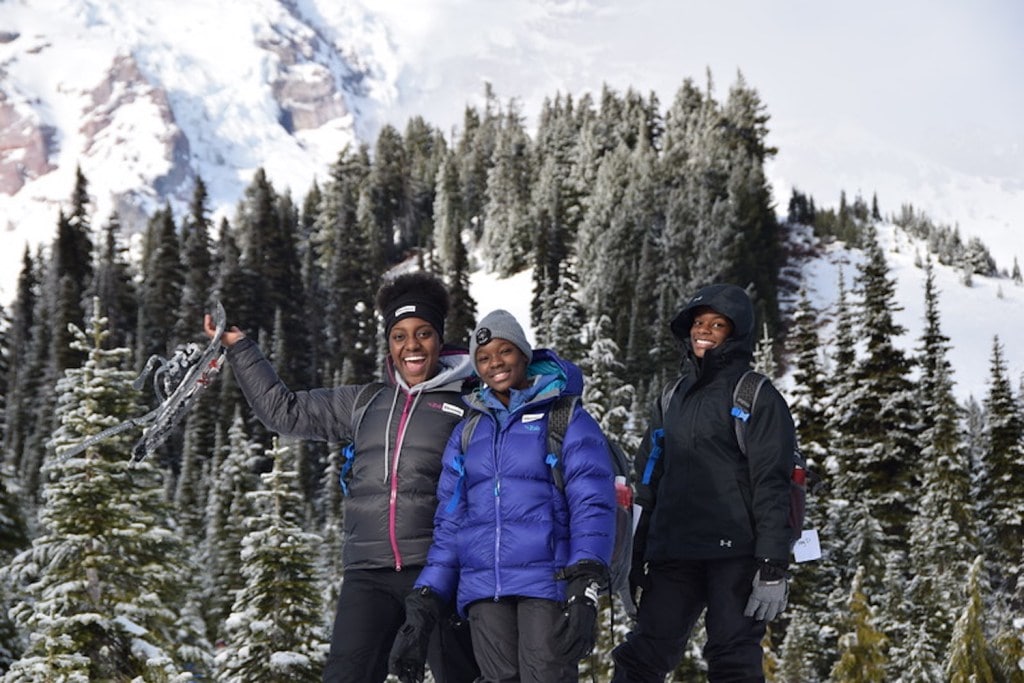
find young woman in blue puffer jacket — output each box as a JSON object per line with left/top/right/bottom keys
{"left": 388, "top": 309, "right": 617, "bottom": 683}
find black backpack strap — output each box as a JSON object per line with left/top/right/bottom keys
{"left": 339, "top": 382, "right": 387, "bottom": 495}
{"left": 731, "top": 370, "right": 768, "bottom": 456}
{"left": 350, "top": 381, "right": 387, "bottom": 442}
{"left": 545, "top": 395, "right": 578, "bottom": 493}
{"left": 659, "top": 376, "right": 684, "bottom": 421}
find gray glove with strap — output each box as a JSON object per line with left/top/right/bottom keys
{"left": 743, "top": 559, "right": 789, "bottom": 622}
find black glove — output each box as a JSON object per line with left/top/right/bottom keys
{"left": 743, "top": 559, "right": 789, "bottom": 622}
{"left": 628, "top": 509, "right": 651, "bottom": 607}
{"left": 388, "top": 587, "right": 443, "bottom": 683}
{"left": 555, "top": 560, "right": 608, "bottom": 661}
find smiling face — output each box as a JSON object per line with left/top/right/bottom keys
{"left": 689, "top": 306, "right": 734, "bottom": 359}
{"left": 474, "top": 338, "right": 530, "bottom": 405}
{"left": 388, "top": 317, "right": 441, "bottom": 386}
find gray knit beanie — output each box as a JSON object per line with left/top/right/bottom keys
{"left": 470, "top": 309, "right": 532, "bottom": 362}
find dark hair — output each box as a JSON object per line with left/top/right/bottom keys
{"left": 375, "top": 271, "right": 451, "bottom": 317}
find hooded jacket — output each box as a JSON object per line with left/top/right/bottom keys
{"left": 226, "top": 337, "right": 474, "bottom": 570}
{"left": 635, "top": 284, "right": 796, "bottom": 563}
{"left": 415, "top": 348, "right": 616, "bottom": 616}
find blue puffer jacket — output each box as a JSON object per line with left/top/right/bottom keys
{"left": 415, "top": 348, "right": 616, "bottom": 616}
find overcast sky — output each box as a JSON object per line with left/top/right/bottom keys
{"left": 369, "top": 0, "right": 1023, "bottom": 251}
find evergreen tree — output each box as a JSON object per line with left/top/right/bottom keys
{"left": 315, "top": 145, "right": 378, "bottom": 384}
{"left": 945, "top": 555, "right": 997, "bottom": 683}
{"left": 906, "top": 260, "right": 975, "bottom": 665}
{"left": 539, "top": 259, "right": 586, "bottom": 365}
{"left": 719, "top": 73, "right": 782, "bottom": 332}
{"left": 201, "top": 411, "right": 261, "bottom": 642}
{"left": 2, "top": 249, "right": 40, "bottom": 477}
{"left": 847, "top": 226, "right": 918, "bottom": 544}
{"left": 136, "top": 204, "right": 184, "bottom": 364}
{"left": 19, "top": 249, "right": 58, "bottom": 503}
{"left": 318, "top": 434, "right": 345, "bottom": 631}
{"left": 175, "top": 176, "right": 215, "bottom": 346}
{"left": 578, "top": 314, "right": 637, "bottom": 453}
{"left": 0, "top": 453, "right": 28, "bottom": 674}
{"left": 214, "top": 439, "right": 327, "bottom": 682}
{"left": 87, "top": 211, "right": 137, "bottom": 350}
{"left": 777, "top": 609, "right": 822, "bottom": 682}
{"left": 50, "top": 167, "right": 94, "bottom": 373}
{"left": 978, "top": 336, "right": 1024, "bottom": 593}
{"left": 788, "top": 287, "right": 829, "bottom": 462}
{"left": 830, "top": 566, "right": 888, "bottom": 682}
{"left": 2, "top": 300, "right": 209, "bottom": 681}
{"left": 433, "top": 150, "right": 477, "bottom": 346}
{"left": 368, "top": 123, "right": 410, "bottom": 260}
{"left": 818, "top": 270, "right": 876, "bottom": 677}
{"left": 529, "top": 93, "right": 584, "bottom": 328}
{"left": 456, "top": 85, "right": 499, "bottom": 242}
{"left": 482, "top": 101, "right": 534, "bottom": 276}
{"left": 404, "top": 116, "right": 447, "bottom": 253}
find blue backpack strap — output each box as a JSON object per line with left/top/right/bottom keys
{"left": 444, "top": 453, "right": 467, "bottom": 514}
{"left": 445, "top": 412, "right": 483, "bottom": 514}
{"left": 339, "top": 443, "right": 356, "bottom": 496}
{"left": 337, "top": 381, "right": 387, "bottom": 495}
{"left": 730, "top": 370, "right": 767, "bottom": 456}
{"left": 640, "top": 376, "right": 682, "bottom": 486}
{"left": 640, "top": 428, "right": 665, "bottom": 486}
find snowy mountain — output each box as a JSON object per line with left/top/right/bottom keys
{"left": 1, "top": 0, "right": 1022, "bottom": 403}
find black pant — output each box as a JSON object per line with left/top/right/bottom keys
{"left": 322, "top": 567, "right": 478, "bottom": 683}
{"left": 467, "top": 598, "right": 577, "bottom": 683}
{"left": 612, "top": 557, "right": 766, "bottom": 683}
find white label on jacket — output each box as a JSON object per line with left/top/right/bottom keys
{"left": 522, "top": 413, "right": 545, "bottom": 423}
{"left": 442, "top": 403, "right": 465, "bottom": 417}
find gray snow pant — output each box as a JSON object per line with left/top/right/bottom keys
{"left": 466, "top": 597, "right": 578, "bottom": 683}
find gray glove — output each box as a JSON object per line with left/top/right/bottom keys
{"left": 743, "top": 561, "right": 789, "bottom": 622}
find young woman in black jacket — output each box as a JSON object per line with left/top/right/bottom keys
{"left": 612, "top": 283, "right": 796, "bottom": 683}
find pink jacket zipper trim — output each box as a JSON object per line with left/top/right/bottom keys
{"left": 389, "top": 391, "right": 415, "bottom": 569}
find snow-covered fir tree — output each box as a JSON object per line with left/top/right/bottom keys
{"left": 978, "top": 337, "right": 1024, "bottom": 593}
{"left": 200, "top": 410, "right": 261, "bottom": 643}
{"left": 1, "top": 301, "right": 210, "bottom": 681}
{"left": 578, "top": 314, "right": 638, "bottom": 452}
{"left": 214, "top": 438, "right": 327, "bottom": 682}
{"left": 905, "top": 260, "right": 976, "bottom": 673}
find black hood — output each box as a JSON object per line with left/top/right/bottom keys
{"left": 670, "top": 283, "right": 756, "bottom": 357}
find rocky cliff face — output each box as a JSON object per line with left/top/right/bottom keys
{"left": 0, "top": 1, "right": 380, "bottom": 233}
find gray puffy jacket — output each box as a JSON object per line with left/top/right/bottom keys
{"left": 227, "top": 337, "right": 474, "bottom": 570}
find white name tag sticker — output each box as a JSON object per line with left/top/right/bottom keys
{"left": 522, "top": 413, "right": 545, "bottom": 423}
{"left": 442, "top": 403, "right": 464, "bottom": 417}
{"left": 793, "top": 529, "right": 822, "bottom": 563}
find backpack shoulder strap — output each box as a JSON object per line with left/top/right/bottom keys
{"left": 731, "top": 370, "right": 768, "bottom": 456}
{"left": 350, "top": 381, "right": 387, "bottom": 442}
{"left": 459, "top": 410, "right": 484, "bottom": 454}
{"left": 339, "top": 382, "right": 387, "bottom": 495}
{"left": 660, "top": 376, "right": 684, "bottom": 420}
{"left": 545, "top": 395, "right": 579, "bottom": 493}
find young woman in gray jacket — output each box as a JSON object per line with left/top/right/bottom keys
{"left": 205, "top": 272, "right": 477, "bottom": 683}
